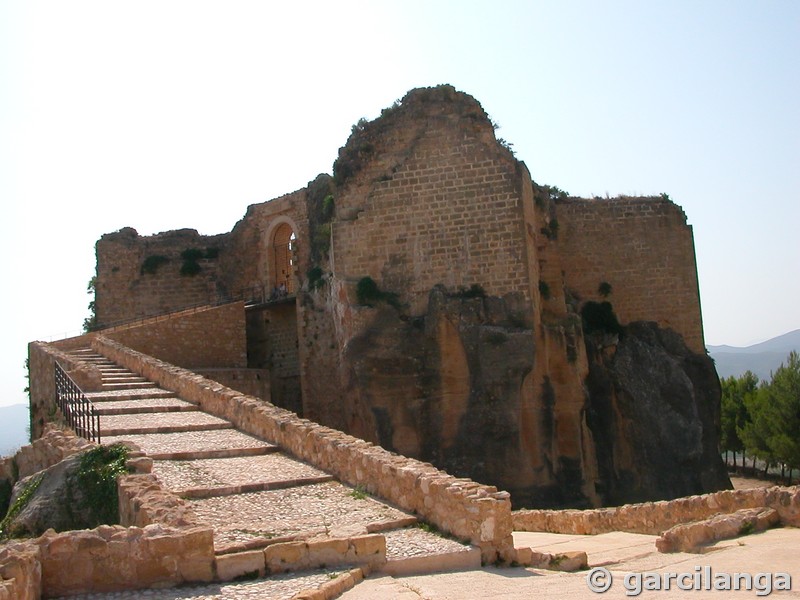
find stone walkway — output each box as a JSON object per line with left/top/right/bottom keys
{"left": 66, "top": 348, "right": 477, "bottom": 598}
{"left": 53, "top": 569, "right": 341, "bottom": 600}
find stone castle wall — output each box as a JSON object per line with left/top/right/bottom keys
{"left": 556, "top": 197, "right": 704, "bottom": 352}
{"left": 95, "top": 228, "right": 227, "bottom": 326}
{"left": 331, "top": 104, "right": 533, "bottom": 314}
{"left": 101, "top": 302, "right": 248, "bottom": 370}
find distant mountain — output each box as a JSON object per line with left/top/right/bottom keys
{"left": 0, "top": 404, "right": 29, "bottom": 458}
{"left": 708, "top": 329, "right": 800, "bottom": 381}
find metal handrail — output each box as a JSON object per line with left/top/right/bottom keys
{"left": 54, "top": 362, "right": 101, "bottom": 444}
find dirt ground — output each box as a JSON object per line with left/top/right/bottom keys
{"left": 730, "top": 475, "right": 782, "bottom": 489}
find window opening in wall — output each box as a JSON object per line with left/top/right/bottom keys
{"left": 271, "top": 224, "right": 297, "bottom": 298}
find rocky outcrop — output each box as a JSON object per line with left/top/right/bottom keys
{"left": 584, "top": 321, "right": 730, "bottom": 505}
{"left": 342, "top": 287, "right": 537, "bottom": 501}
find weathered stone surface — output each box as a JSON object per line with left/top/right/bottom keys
{"left": 656, "top": 507, "right": 780, "bottom": 553}
{"left": 584, "top": 321, "right": 730, "bottom": 505}
{"left": 3, "top": 452, "right": 98, "bottom": 538}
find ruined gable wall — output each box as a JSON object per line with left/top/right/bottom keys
{"left": 556, "top": 197, "right": 705, "bottom": 352}
{"left": 331, "top": 89, "right": 533, "bottom": 315}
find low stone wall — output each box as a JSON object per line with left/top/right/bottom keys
{"left": 216, "top": 534, "right": 386, "bottom": 582}
{"left": 0, "top": 541, "right": 40, "bottom": 600}
{"left": 118, "top": 472, "right": 202, "bottom": 528}
{"left": 38, "top": 524, "right": 214, "bottom": 597}
{"left": 92, "top": 335, "right": 516, "bottom": 562}
{"left": 0, "top": 430, "right": 215, "bottom": 597}
{"left": 513, "top": 485, "right": 800, "bottom": 536}
{"left": 656, "top": 507, "right": 779, "bottom": 553}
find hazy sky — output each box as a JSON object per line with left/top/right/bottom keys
{"left": 1, "top": 1, "right": 798, "bottom": 408}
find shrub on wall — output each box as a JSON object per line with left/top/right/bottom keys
{"left": 538, "top": 280, "right": 551, "bottom": 300}
{"left": 356, "top": 277, "right": 401, "bottom": 309}
{"left": 140, "top": 255, "right": 169, "bottom": 275}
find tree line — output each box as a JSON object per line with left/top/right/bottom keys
{"left": 720, "top": 351, "right": 800, "bottom": 482}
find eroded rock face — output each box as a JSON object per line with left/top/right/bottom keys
{"left": 342, "top": 287, "right": 536, "bottom": 496}
{"left": 2, "top": 448, "right": 118, "bottom": 538}
{"left": 585, "top": 321, "right": 730, "bottom": 505}
{"left": 340, "top": 295, "right": 729, "bottom": 509}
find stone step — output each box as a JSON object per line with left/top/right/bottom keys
{"left": 101, "top": 412, "right": 234, "bottom": 436}
{"left": 42, "top": 568, "right": 356, "bottom": 599}
{"left": 102, "top": 381, "right": 158, "bottom": 390}
{"left": 179, "top": 474, "right": 336, "bottom": 500}
{"left": 381, "top": 526, "right": 481, "bottom": 576}
{"left": 85, "top": 389, "right": 177, "bottom": 402}
{"left": 95, "top": 367, "right": 134, "bottom": 374}
{"left": 101, "top": 375, "right": 148, "bottom": 383}
{"left": 153, "top": 454, "right": 334, "bottom": 496}
{"left": 102, "top": 429, "right": 279, "bottom": 461}
{"left": 184, "top": 480, "right": 415, "bottom": 555}
{"left": 94, "top": 398, "right": 198, "bottom": 415}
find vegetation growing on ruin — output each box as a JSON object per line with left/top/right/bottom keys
{"left": 0, "top": 473, "right": 43, "bottom": 540}
{"left": 355, "top": 277, "right": 401, "bottom": 309}
{"left": 533, "top": 184, "right": 569, "bottom": 209}
{"left": 68, "top": 443, "right": 131, "bottom": 526}
{"left": 140, "top": 254, "right": 169, "bottom": 275}
{"left": 538, "top": 280, "right": 551, "bottom": 300}
{"left": 540, "top": 218, "right": 559, "bottom": 240}
{"left": 305, "top": 175, "right": 335, "bottom": 271}
{"left": 598, "top": 281, "right": 613, "bottom": 298}
{"left": 349, "top": 485, "right": 368, "bottom": 500}
{"left": 307, "top": 267, "right": 325, "bottom": 291}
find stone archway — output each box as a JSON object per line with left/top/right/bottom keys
{"left": 267, "top": 221, "right": 298, "bottom": 297}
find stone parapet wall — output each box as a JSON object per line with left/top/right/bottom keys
{"left": 92, "top": 335, "right": 516, "bottom": 562}
{"left": 513, "top": 485, "right": 800, "bottom": 536}
{"left": 215, "top": 535, "right": 385, "bottom": 582}
{"left": 0, "top": 428, "right": 215, "bottom": 597}
{"left": 556, "top": 196, "right": 705, "bottom": 353}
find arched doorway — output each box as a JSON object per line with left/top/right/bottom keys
{"left": 270, "top": 223, "right": 297, "bottom": 297}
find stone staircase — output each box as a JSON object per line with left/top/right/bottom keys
{"left": 60, "top": 348, "right": 480, "bottom": 598}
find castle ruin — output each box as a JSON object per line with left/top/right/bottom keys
{"left": 90, "top": 85, "right": 729, "bottom": 508}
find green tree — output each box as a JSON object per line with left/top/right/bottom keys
{"left": 720, "top": 371, "right": 758, "bottom": 467}
{"left": 763, "top": 351, "right": 800, "bottom": 482}
{"left": 83, "top": 276, "right": 98, "bottom": 332}
{"left": 739, "top": 384, "right": 778, "bottom": 474}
